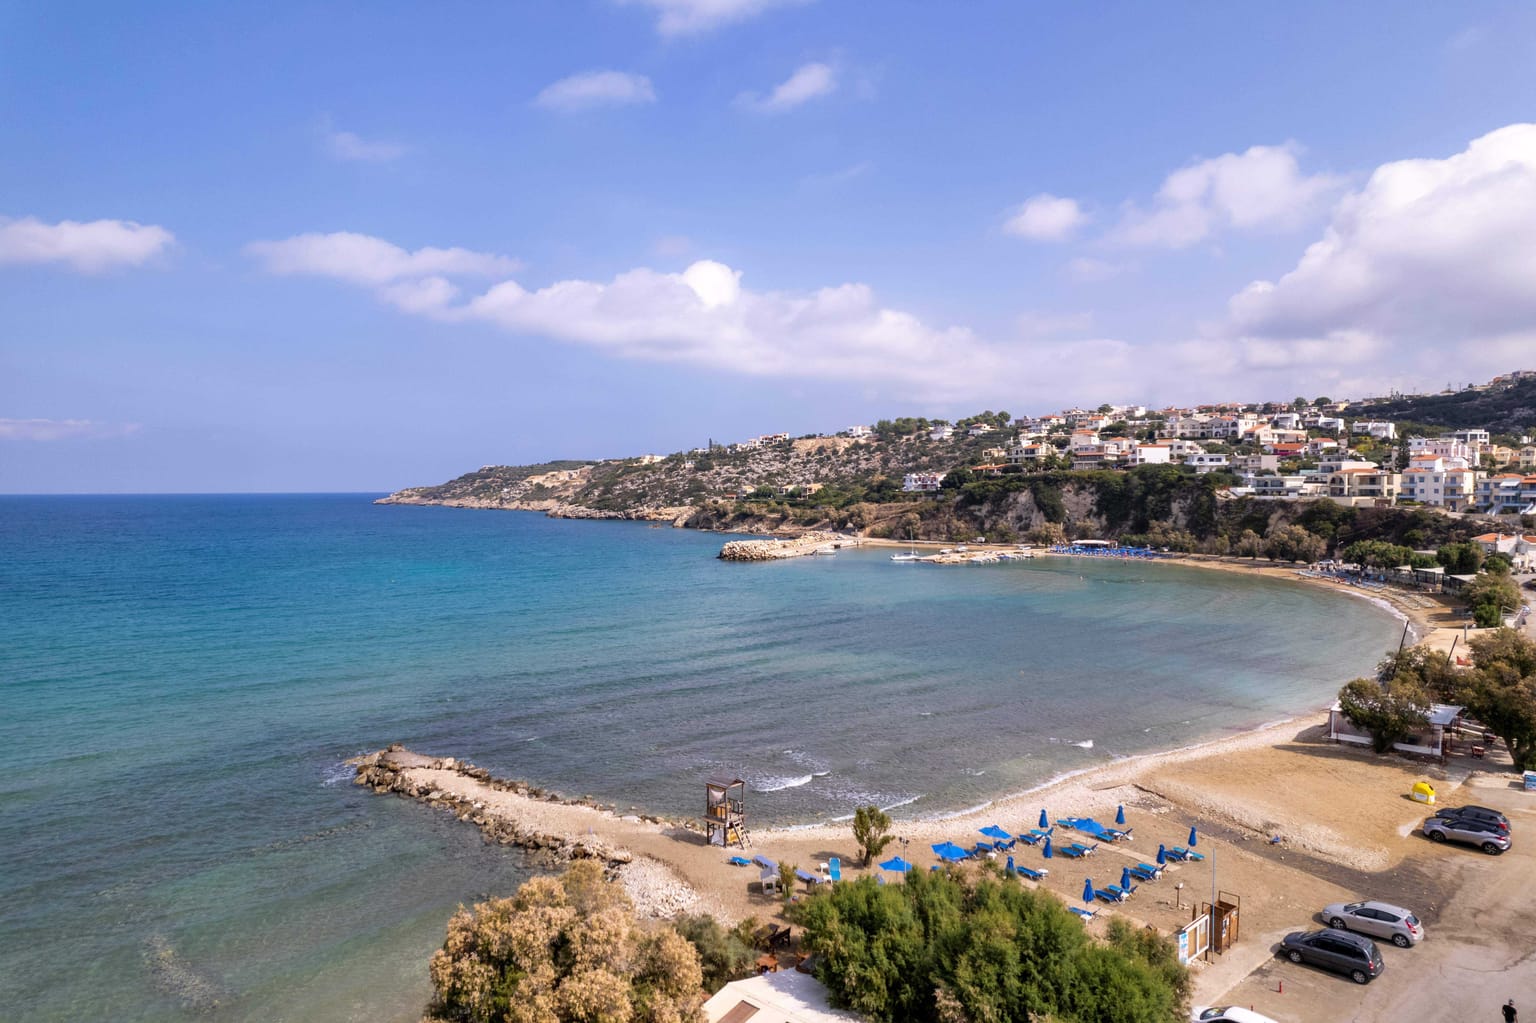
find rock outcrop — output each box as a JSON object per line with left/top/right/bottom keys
{"left": 717, "top": 531, "right": 856, "bottom": 561}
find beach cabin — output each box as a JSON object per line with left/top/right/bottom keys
{"left": 1328, "top": 703, "right": 1465, "bottom": 758}
{"left": 704, "top": 775, "right": 748, "bottom": 848}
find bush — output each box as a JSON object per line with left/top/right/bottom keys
{"left": 674, "top": 914, "right": 756, "bottom": 993}
{"left": 425, "top": 861, "right": 705, "bottom": 1023}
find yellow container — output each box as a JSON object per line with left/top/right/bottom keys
{"left": 1411, "top": 781, "right": 1436, "bottom": 804}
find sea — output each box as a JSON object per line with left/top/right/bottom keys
{"left": 0, "top": 494, "right": 1404, "bottom": 1021}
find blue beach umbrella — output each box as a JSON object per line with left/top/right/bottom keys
{"left": 1120, "top": 865, "right": 1132, "bottom": 890}
{"left": 1039, "top": 808, "right": 1048, "bottom": 829}
{"left": 880, "top": 856, "right": 914, "bottom": 873}
{"left": 1082, "top": 878, "right": 1095, "bottom": 904}
{"left": 1042, "top": 836, "right": 1053, "bottom": 859}
{"left": 1156, "top": 844, "right": 1167, "bottom": 865}
{"left": 1115, "top": 804, "right": 1126, "bottom": 826}
{"left": 980, "top": 825, "right": 1012, "bottom": 842}
{"left": 1188, "top": 826, "right": 1198, "bottom": 847}
{"left": 1005, "top": 855, "right": 1016, "bottom": 876}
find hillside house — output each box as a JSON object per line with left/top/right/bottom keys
{"left": 1352, "top": 421, "right": 1397, "bottom": 440}
{"left": 903, "top": 472, "right": 947, "bottom": 492}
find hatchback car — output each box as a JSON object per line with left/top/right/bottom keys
{"left": 1278, "top": 929, "right": 1385, "bottom": 984}
{"left": 1424, "top": 815, "right": 1511, "bottom": 854}
{"left": 1433, "top": 805, "right": 1510, "bottom": 831}
{"left": 1319, "top": 900, "right": 1423, "bottom": 947}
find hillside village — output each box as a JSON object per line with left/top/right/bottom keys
{"left": 384, "top": 371, "right": 1536, "bottom": 528}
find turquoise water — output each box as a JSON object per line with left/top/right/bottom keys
{"left": 0, "top": 495, "right": 1403, "bottom": 1021}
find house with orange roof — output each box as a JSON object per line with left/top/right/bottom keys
{"left": 1474, "top": 473, "right": 1536, "bottom": 515}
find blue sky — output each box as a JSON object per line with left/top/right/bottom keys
{"left": 4, "top": 1, "right": 1536, "bottom": 492}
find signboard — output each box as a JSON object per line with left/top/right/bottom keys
{"left": 1177, "top": 914, "right": 1210, "bottom": 965}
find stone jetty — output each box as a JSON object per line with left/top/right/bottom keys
{"left": 717, "top": 530, "right": 855, "bottom": 561}
{"left": 351, "top": 744, "right": 642, "bottom": 865}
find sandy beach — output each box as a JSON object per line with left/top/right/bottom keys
{"left": 365, "top": 557, "right": 1533, "bottom": 1022}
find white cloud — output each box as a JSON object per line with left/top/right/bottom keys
{"left": 616, "top": 0, "right": 809, "bottom": 36}
{"left": 1003, "top": 194, "right": 1087, "bottom": 242}
{"left": 1113, "top": 143, "right": 1343, "bottom": 248}
{"left": 0, "top": 216, "right": 174, "bottom": 273}
{"left": 0, "top": 418, "right": 141, "bottom": 441}
{"left": 1224, "top": 123, "right": 1536, "bottom": 386}
{"left": 534, "top": 70, "right": 657, "bottom": 111}
{"left": 245, "top": 232, "right": 520, "bottom": 290}
{"left": 1064, "top": 257, "right": 1124, "bottom": 283}
{"left": 737, "top": 62, "right": 836, "bottom": 113}
{"left": 327, "top": 130, "right": 406, "bottom": 162}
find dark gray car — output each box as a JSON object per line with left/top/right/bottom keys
{"left": 1423, "top": 815, "right": 1511, "bottom": 854}
{"left": 1278, "top": 929, "right": 1385, "bottom": 984}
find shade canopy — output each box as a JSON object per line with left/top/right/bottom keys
{"left": 879, "top": 856, "right": 914, "bottom": 872}
{"left": 979, "top": 825, "right": 1012, "bottom": 841}
{"left": 931, "top": 841, "right": 970, "bottom": 862}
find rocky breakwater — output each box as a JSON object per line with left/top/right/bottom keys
{"left": 718, "top": 530, "right": 855, "bottom": 561}
{"left": 351, "top": 744, "right": 639, "bottom": 866}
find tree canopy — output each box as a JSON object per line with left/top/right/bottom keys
{"left": 791, "top": 868, "right": 1188, "bottom": 1023}
{"left": 1337, "top": 676, "right": 1431, "bottom": 753}
{"left": 1466, "top": 629, "right": 1536, "bottom": 771}
{"left": 852, "top": 804, "right": 895, "bottom": 867}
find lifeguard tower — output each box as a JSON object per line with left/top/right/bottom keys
{"left": 704, "top": 775, "right": 748, "bottom": 848}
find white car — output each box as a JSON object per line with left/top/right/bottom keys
{"left": 1192, "top": 1008, "right": 1280, "bottom": 1023}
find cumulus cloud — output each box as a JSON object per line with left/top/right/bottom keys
{"left": 0, "top": 418, "right": 141, "bottom": 441}
{"left": 1225, "top": 123, "right": 1536, "bottom": 384}
{"left": 534, "top": 70, "right": 657, "bottom": 111}
{"left": 0, "top": 216, "right": 174, "bottom": 273}
{"left": 1113, "top": 143, "right": 1343, "bottom": 248}
{"left": 327, "top": 130, "right": 405, "bottom": 162}
{"left": 245, "top": 232, "right": 520, "bottom": 289}
{"left": 616, "top": 0, "right": 810, "bottom": 36}
{"left": 737, "top": 62, "right": 836, "bottom": 112}
{"left": 1064, "top": 257, "right": 1124, "bottom": 283}
{"left": 1003, "top": 194, "right": 1087, "bottom": 242}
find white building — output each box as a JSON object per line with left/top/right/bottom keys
{"left": 902, "top": 472, "right": 947, "bottom": 492}
{"left": 1399, "top": 455, "right": 1480, "bottom": 511}
{"left": 1408, "top": 437, "right": 1476, "bottom": 462}
{"left": 846, "top": 425, "right": 872, "bottom": 439}
{"left": 703, "top": 969, "right": 863, "bottom": 1023}
{"left": 1131, "top": 443, "right": 1172, "bottom": 465}
{"left": 1186, "top": 452, "right": 1231, "bottom": 473}
{"left": 929, "top": 424, "right": 954, "bottom": 441}
{"left": 1352, "top": 421, "right": 1398, "bottom": 440}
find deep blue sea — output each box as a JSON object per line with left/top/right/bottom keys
{"left": 0, "top": 495, "right": 1403, "bottom": 1021}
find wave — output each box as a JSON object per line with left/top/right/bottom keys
{"left": 755, "top": 774, "right": 814, "bottom": 792}
{"left": 1072, "top": 739, "right": 1094, "bottom": 749}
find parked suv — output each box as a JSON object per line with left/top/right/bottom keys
{"left": 1433, "top": 805, "right": 1510, "bottom": 831}
{"left": 1423, "top": 815, "right": 1511, "bottom": 854}
{"left": 1319, "top": 900, "right": 1424, "bottom": 947}
{"left": 1278, "top": 929, "right": 1385, "bottom": 984}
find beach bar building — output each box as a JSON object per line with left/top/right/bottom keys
{"left": 1328, "top": 702, "right": 1465, "bottom": 757}
{"left": 704, "top": 775, "right": 748, "bottom": 848}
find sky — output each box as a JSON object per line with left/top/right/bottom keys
{"left": 4, "top": 1, "right": 1536, "bottom": 492}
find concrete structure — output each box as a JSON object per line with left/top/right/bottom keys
{"left": 1328, "top": 467, "right": 1401, "bottom": 504}
{"left": 1352, "top": 421, "right": 1398, "bottom": 440}
{"left": 1328, "top": 703, "right": 1465, "bottom": 758}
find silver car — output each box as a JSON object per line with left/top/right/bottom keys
{"left": 1320, "top": 900, "right": 1424, "bottom": 947}
{"left": 1423, "top": 815, "right": 1511, "bottom": 854}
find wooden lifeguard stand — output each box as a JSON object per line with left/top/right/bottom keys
{"left": 704, "top": 775, "right": 748, "bottom": 848}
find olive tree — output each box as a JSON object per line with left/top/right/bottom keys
{"left": 852, "top": 804, "right": 895, "bottom": 866}
{"left": 1337, "top": 676, "right": 1431, "bottom": 753}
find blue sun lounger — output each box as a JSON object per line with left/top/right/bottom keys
{"left": 794, "top": 868, "right": 825, "bottom": 887}
{"left": 1161, "top": 847, "right": 1189, "bottom": 862}
{"left": 1020, "top": 827, "right": 1053, "bottom": 845}
{"left": 1096, "top": 882, "right": 1136, "bottom": 902}
{"left": 1015, "top": 864, "right": 1048, "bottom": 880}
{"left": 1058, "top": 817, "right": 1133, "bottom": 842}
{"left": 1173, "top": 846, "right": 1205, "bottom": 861}
{"left": 752, "top": 855, "right": 778, "bottom": 870}
{"left": 1061, "top": 841, "right": 1098, "bottom": 857}
{"left": 1070, "top": 906, "right": 1096, "bottom": 921}
{"left": 1128, "top": 862, "right": 1163, "bottom": 882}
{"left": 728, "top": 856, "right": 752, "bottom": 867}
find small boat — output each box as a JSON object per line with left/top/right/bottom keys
{"left": 890, "top": 552, "right": 921, "bottom": 562}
